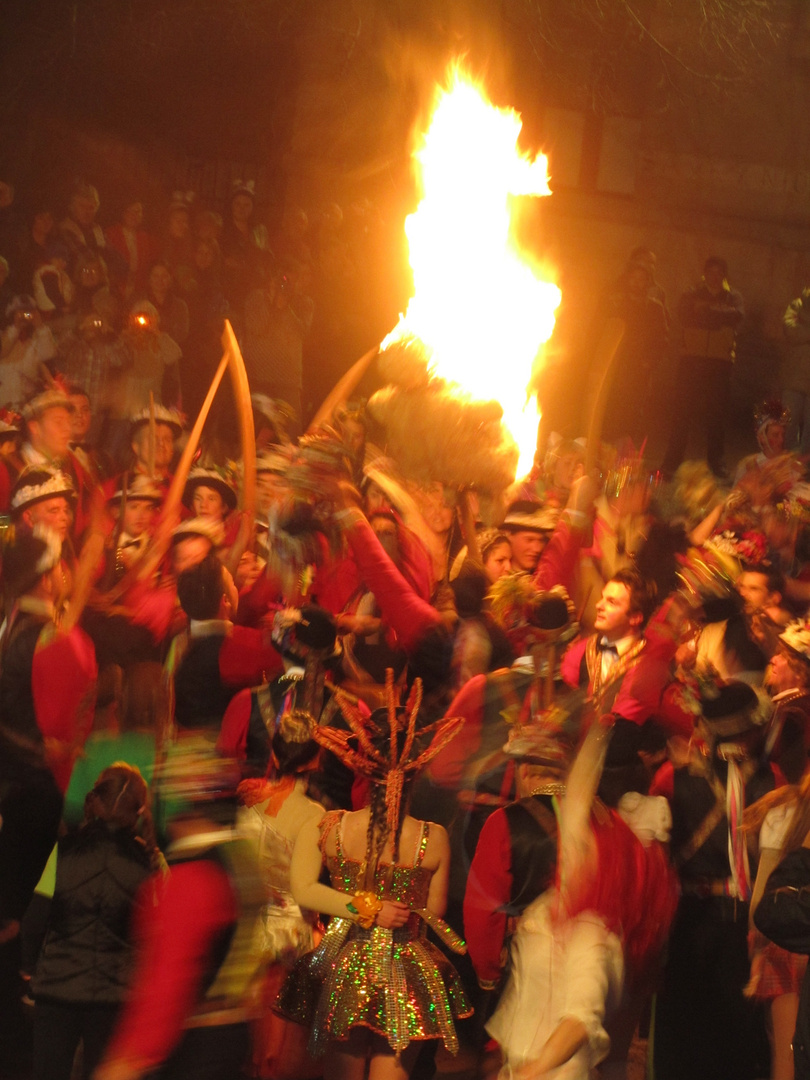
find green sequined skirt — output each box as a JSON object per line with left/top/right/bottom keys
{"left": 275, "top": 915, "right": 472, "bottom": 1056}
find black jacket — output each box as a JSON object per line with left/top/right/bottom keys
{"left": 32, "top": 821, "right": 152, "bottom": 1005}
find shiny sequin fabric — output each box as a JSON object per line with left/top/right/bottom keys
{"left": 275, "top": 810, "right": 472, "bottom": 1056}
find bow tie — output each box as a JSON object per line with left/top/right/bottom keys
{"left": 598, "top": 639, "right": 619, "bottom": 659}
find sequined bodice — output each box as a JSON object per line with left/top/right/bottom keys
{"left": 323, "top": 810, "right": 433, "bottom": 909}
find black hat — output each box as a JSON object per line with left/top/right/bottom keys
{"left": 700, "top": 680, "right": 765, "bottom": 740}
{"left": 182, "top": 468, "right": 238, "bottom": 512}
{"left": 502, "top": 499, "right": 559, "bottom": 533}
{"left": 10, "top": 467, "right": 75, "bottom": 516}
{"left": 3, "top": 525, "right": 62, "bottom": 598}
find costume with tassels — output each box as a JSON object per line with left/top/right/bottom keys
{"left": 275, "top": 672, "right": 472, "bottom": 1056}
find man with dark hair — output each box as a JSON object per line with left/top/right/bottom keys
{"left": 652, "top": 680, "right": 776, "bottom": 1080}
{"left": 737, "top": 565, "right": 792, "bottom": 644}
{"left": 171, "top": 554, "right": 284, "bottom": 734}
{"left": 501, "top": 500, "right": 560, "bottom": 574}
{"left": 662, "top": 255, "right": 745, "bottom": 479}
{"left": 560, "top": 569, "right": 675, "bottom": 748}
{"left": 562, "top": 569, "right": 655, "bottom": 712}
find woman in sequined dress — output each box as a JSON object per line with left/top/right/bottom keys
{"left": 236, "top": 710, "right": 327, "bottom": 1079}
{"left": 276, "top": 675, "right": 471, "bottom": 1080}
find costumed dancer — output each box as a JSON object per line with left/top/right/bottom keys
{"left": 237, "top": 710, "right": 326, "bottom": 1080}
{"left": 735, "top": 399, "right": 797, "bottom": 484}
{"left": 276, "top": 671, "right": 472, "bottom": 1080}
{"left": 487, "top": 713, "right": 676, "bottom": 1080}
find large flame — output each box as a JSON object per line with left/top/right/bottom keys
{"left": 382, "top": 68, "right": 561, "bottom": 480}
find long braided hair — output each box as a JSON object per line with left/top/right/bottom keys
{"left": 314, "top": 671, "right": 464, "bottom": 891}
{"left": 362, "top": 727, "right": 412, "bottom": 890}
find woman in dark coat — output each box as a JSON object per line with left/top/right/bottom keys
{"left": 30, "top": 763, "right": 159, "bottom": 1080}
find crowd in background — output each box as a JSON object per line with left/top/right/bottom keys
{"left": 7, "top": 172, "right": 810, "bottom": 1080}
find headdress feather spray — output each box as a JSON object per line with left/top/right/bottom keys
{"left": 315, "top": 669, "right": 462, "bottom": 874}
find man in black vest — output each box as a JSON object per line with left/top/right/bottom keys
{"left": 652, "top": 680, "right": 778, "bottom": 1080}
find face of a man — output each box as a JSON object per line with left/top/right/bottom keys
{"left": 737, "top": 571, "right": 774, "bottom": 614}
{"left": 132, "top": 423, "right": 175, "bottom": 473}
{"left": 594, "top": 580, "right": 640, "bottom": 642}
{"left": 508, "top": 529, "right": 545, "bottom": 573}
{"left": 29, "top": 406, "right": 73, "bottom": 460}
{"left": 765, "top": 649, "right": 802, "bottom": 695}
{"left": 69, "top": 395, "right": 92, "bottom": 443}
{"left": 371, "top": 515, "right": 400, "bottom": 564}
{"left": 120, "top": 498, "right": 157, "bottom": 538}
{"left": 192, "top": 485, "right": 227, "bottom": 521}
{"left": 23, "top": 496, "right": 71, "bottom": 541}
{"left": 256, "top": 471, "right": 287, "bottom": 516}
{"left": 342, "top": 418, "right": 365, "bottom": 458}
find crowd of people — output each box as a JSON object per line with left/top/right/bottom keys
{"left": 6, "top": 173, "right": 810, "bottom": 1080}
{"left": 0, "top": 175, "right": 373, "bottom": 446}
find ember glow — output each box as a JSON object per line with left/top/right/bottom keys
{"left": 382, "top": 68, "right": 561, "bottom": 479}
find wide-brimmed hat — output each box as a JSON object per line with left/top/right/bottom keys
{"left": 270, "top": 605, "right": 338, "bottom": 660}
{"left": 182, "top": 468, "right": 238, "bottom": 512}
{"left": 170, "top": 516, "right": 224, "bottom": 548}
{"left": 256, "top": 448, "right": 292, "bottom": 476}
{"left": 699, "top": 680, "right": 770, "bottom": 741}
{"left": 10, "top": 467, "right": 75, "bottom": 516}
{"left": 778, "top": 618, "right": 810, "bottom": 667}
{"left": 130, "top": 405, "right": 185, "bottom": 436}
{"left": 251, "top": 393, "right": 297, "bottom": 434}
{"left": 502, "top": 500, "right": 560, "bottom": 533}
{"left": 21, "top": 382, "right": 74, "bottom": 422}
{"left": 107, "top": 474, "right": 163, "bottom": 506}
{"left": 0, "top": 408, "right": 22, "bottom": 436}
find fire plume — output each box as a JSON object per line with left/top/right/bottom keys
{"left": 382, "top": 68, "right": 561, "bottom": 480}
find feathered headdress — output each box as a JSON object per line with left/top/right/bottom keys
{"left": 754, "top": 399, "right": 790, "bottom": 435}
{"left": 315, "top": 669, "right": 464, "bottom": 839}
{"left": 779, "top": 618, "right": 810, "bottom": 666}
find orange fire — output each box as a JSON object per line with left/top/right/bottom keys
{"left": 381, "top": 68, "right": 561, "bottom": 480}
